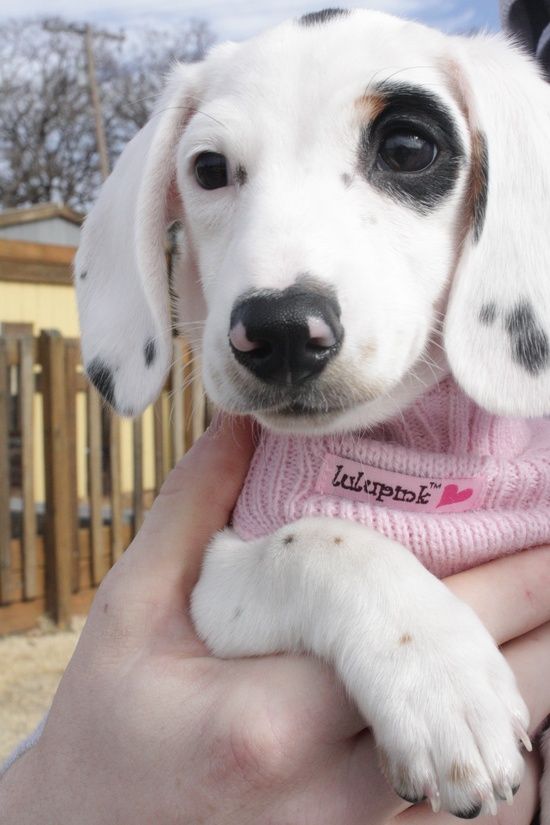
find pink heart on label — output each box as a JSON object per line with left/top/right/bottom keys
{"left": 437, "top": 484, "right": 474, "bottom": 508}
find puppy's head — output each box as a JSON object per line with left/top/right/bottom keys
{"left": 75, "top": 9, "right": 550, "bottom": 434}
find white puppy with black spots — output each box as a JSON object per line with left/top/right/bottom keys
{"left": 75, "top": 8, "right": 550, "bottom": 821}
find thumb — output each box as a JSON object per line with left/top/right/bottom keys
{"left": 109, "top": 413, "right": 255, "bottom": 603}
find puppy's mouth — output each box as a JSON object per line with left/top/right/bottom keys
{"left": 207, "top": 349, "right": 390, "bottom": 429}
{"left": 228, "top": 379, "right": 381, "bottom": 430}
{"left": 275, "top": 401, "right": 344, "bottom": 416}
{"left": 256, "top": 400, "right": 345, "bottom": 427}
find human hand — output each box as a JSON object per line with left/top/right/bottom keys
{"left": 1, "top": 414, "right": 549, "bottom": 825}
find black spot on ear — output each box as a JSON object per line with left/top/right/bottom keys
{"left": 235, "top": 165, "right": 247, "bottom": 186}
{"left": 299, "top": 8, "right": 350, "bottom": 26}
{"left": 80, "top": 270, "right": 87, "bottom": 280}
{"left": 144, "top": 339, "right": 156, "bottom": 368}
{"left": 87, "top": 359, "right": 115, "bottom": 406}
{"left": 472, "top": 132, "right": 488, "bottom": 244}
{"left": 479, "top": 302, "right": 497, "bottom": 326}
{"left": 506, "top": 301, "right": 550, "bottom": 375}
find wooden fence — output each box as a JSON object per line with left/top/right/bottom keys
{"left": 0, "top": 331, "right": 205, "bottom": 634}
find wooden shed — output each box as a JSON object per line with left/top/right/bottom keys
{"left": 0, "top": 203, "right": 82, "bottom": 247}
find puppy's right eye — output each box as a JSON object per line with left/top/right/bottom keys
{"left": 194, "top": 152, "right": 228, "bottom": 190}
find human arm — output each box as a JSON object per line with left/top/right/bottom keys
{"left": 1, "top": 414, "right": 548, "bottom": 825}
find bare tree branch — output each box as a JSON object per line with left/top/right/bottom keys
{"left": 0, "top": 16, "right": 216, "bottom": 211}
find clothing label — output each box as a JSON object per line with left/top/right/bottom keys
{"left": 316, "top": 453, "right": 486, "bottom": 514}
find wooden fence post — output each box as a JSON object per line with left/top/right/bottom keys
{"left": 109, "top": 411, "right": 123, "bottom": 563}
{"left": 132, "top": 417, "right": 144, "bottom": 535}
{"left": 87, "top": 387, "right": 105, "bottom": 585}
{"left": 40, "top": 330, "right": 72, "bottom": 627}
{"left": 0, "top": 338, "right": 11, "bottom": 605}
{"left": 64, "top": 339, "right": 80, "bottom": 593}
{"left": 19, "top": 335, "right": 37, "bottom": 599}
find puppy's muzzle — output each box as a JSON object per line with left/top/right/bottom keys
{"left": 229, "top": 285, "right": 344, "bottom": 385}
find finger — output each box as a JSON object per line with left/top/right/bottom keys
{"left": 445, "top": 545, "right": 550, "bottom": 645}
{"left": 505, "top": 621, "right": 550, "bottom": 735}
{"left": 86, "top": 414, "right": 255, "bottom": 648}
{"left": 108, "top": 414, "right": 255, "bottom": 595}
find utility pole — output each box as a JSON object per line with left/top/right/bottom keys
{"left": 43, "top": 21, "right": 124, "bottom": 180}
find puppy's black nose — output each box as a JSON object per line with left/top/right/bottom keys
{"left": 229, "top": 285, "right": 344, "bottom": 385}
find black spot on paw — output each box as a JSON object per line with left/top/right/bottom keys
{"left": 505, "top": 301, "right": 550, "bottom": 375}
{"left": 144, "top": 338, "right": 156, "bottom": 367}
{"left": 80, "top": 270, "right": 87, "bottom": 280}
{"left": 452, "top": 803, "right": 482, "bottom": 819}
{"left": 397, "top": 791, "right": 425, "bottom": 805}
{"left": 87, "top": 359, "right": 115, "bottom": 406}
{"left": 235, "top": 165, "right": 247, "bottom": 186}
{"left": 479, "top": 302, "right": 497, "bottom": 326}
{"left": 299, "top": 8, "right": 350, "bottom": 26}
{"left": 511, "top": 783, "right": 520, "bottom": 796}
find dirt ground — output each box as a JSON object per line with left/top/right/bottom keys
{"left": 0, "top": 617, "right": 85, "bottom": 764}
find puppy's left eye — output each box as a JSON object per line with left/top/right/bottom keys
{"left": 194, "top": 152, "right": 228, "bottom": 190}
{"left": 377, "top": 131, "right": 438, "bottom": 173}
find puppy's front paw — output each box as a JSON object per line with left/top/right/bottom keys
{"left": 365, "top": 607, "right": 529, "bottom": 817}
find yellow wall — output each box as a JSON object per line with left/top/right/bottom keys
{"left": 0, "top": 281, "right": 80, "bottom": 336}
{"left": 1, "top": 281, "right": 158, "bottom": 501}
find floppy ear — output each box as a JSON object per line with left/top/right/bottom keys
{"left": 74, "top": 62, "right": 202, "bottom": 416}
{"left": 444, "top": 37, "right": 550, "bottom": 417}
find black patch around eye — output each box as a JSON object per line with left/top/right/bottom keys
{"left": 235, "top": 165, "right": 248, "bottom": 186}
{"left": 358, "top": 82, "right": 465, "bottom": 213}
{"left": 144, "top": 339, "right": 156, "bottom": 367}
{"left": 87, "top": 358, "right": 115, "bottom": 406}
{"left": 505, "top": 301, "right": 550, "bottom": 375}
{"left": 479, "top": 302, "right": 497, "bottom": 326}
{"left": 299, "top": 8, "right": 350, "bottom": 26}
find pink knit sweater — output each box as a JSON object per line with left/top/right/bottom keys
{"left": 232, "top": 379, "right": 550, "bottom": 578}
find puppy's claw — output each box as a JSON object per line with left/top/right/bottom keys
{"left": 518, "top": 727, "right": 532, "bottom": 752}
{"left": 426, "top": 787, "right": 441, "bottom": 814}
{"left": 487, "top": 794, "right": 498, "bottom": 816}
{"left": 504, "top": 784, "right": 514, "bottom": 806}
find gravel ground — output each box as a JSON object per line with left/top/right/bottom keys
{"left": 0, "top": 617, "right": 85, "bottom": 763}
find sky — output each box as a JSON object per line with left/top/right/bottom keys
{"left": 0, "top": 0, "right": 501, "bottom": 41}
